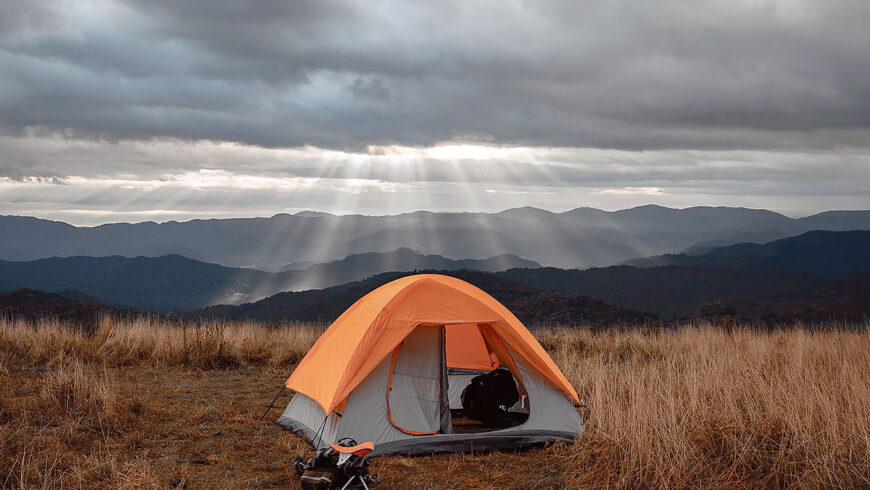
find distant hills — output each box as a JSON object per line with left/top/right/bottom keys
{"left": 0, "top": 289, "right": 137, "bottom": 326}
{"left": 0, "top": 255, "right": 279, "bottom": 311}
{"left": 498, "top": 230, "right": 870, "bottom": 316}
{"left": 622, "top": 230, "right": 870, "bottom": 276}
{"left": 1, "top": 222, "right": 868, "bottom": 326}
{"left": 683, "top": 274, "right": 870, "bottom": 324}
{"left": 499, "top": 266, "right": 828, "bottom": 317}
{"left": 188, "top": 229, "right": 870, "bottom": 324}
{"left": 0, "top": 249, "right": 538, "bottom": 310}
{"left": 285, "top": 247, "right": 539, "bottom": 290}
{"left": 188, "top": 270, "right": 656, "bottom": 327}
{"left": 188, "top": 265, "right": 870, "bottom": 326}
{"left": 2, "top": 205, "right": 868, "bottom": 269}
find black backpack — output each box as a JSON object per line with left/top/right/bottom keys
{"left": 293, "top": 438, "right": 372, "bottom": 489}
{"left": 460, "top": 368, "right": 520, "bottom": 426}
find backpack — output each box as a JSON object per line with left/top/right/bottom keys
{"left": 460, "top": 368, "right": 520, "bottom": 426}
{"left": 295, "top": 446, "right": 339, "bottom": 489}
{"left": 293, "top": 438, "right": 373, "bottom": 489}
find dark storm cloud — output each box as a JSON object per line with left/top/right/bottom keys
{"left": 347, "top": 78, "right": 390, "bottom": 101}
{"left": 2, "top": 0, "right": 870, "bottom": 150}
{"left": 0, "top": 0, "right": 64, "bottom": 35}
{"left": 1, "top": 0, "right": 869, "bottom": 223}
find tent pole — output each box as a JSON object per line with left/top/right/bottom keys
{"left": 439, "top": 325, "right": 452, "bottom": 434}
{"left": 258, "top": 385, "right": 286, "bottom": 422}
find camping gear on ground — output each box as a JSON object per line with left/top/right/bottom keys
{"left": 330, "top": 440, "right": 375, "bottom": 489}
{"left": 299, "top": 468, "right": 337, "bottom": 490}
{"left": 460, "top": 368, "right": 521, "bottom": 427}
{"left": 294, "top": 445, "right": 339, "bottom": 489}
{"left": 294, "top": 438, "right": 375, "bottom": 489}
{"left": 278, "top": 274, "right": 584, "bottom": 456}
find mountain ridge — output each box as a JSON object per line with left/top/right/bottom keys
{"left": 622, "top": 230, "right": 870, "bottom": 276}
{"left": 4, "top": 205, "right": 868, "bottom": 270}
{"left": 186, "top": 269, "right": 657, "bottom": 327}
{"left": 0, "top": 288, "right": 138, "bottom": 326}
{"left": 0, "top": 249, "right": 539, "bottom": 310}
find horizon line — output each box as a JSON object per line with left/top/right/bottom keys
{"left": 3, "top": 203, "right": 869, "bottom": 227}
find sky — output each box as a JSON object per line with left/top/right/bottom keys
{"left": 1, "top": 0, "right": 869, "bottom": 225}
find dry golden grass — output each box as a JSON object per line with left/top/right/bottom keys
{"left": 540, "top": 326, "right": 870, "bottom": 488}
{"left": 1, "top": 317, "right": 869, "bottom": 488}
{"left": 1, "top": 360, "right": 149, "bottom": 487}
{"left": 0, "top": 316, "right": 322, "bottom": 369}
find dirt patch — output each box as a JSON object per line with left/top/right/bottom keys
{"left": 2, "top": 366, "right": 570, "bottom": 488}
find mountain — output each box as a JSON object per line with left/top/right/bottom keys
{"left": 0, "top": 212, "right": 636, "bottom": 270}
{"left": 682, "top": 210, "right": 870, "bottom": 253}
{"left": 3, "top": 206, "right": 867, "bottom": 270}
{"left": 188, "top": 270, "right": 656, "bottom": 327}
{"left": 327, "top": 213, "right": 644, "bottom": 268}
{"left": 290, "top": 248, "right": 538, "bottom": 290}
{"left": 498, "top": 266, "right": 829, "bottom": 317}
{"left": 0, "top": 255, "right": 284, "bottom": 311}
{"left": 559, "top": 205, "right": 793, "bottom": 252}
{"left": 496, "top": 230, "right": 869, "bottom": 320}
{"left": 622, "top": 230, "right": 870, "bottom": 276}
{"left": 189, "top": 263, "right": 870, "bottom": 326}
{"left": 0, "top": 288, "right": 139, "bottom": 327}
{"left": 685, "top": 274, "right": 870, "bottom": 324}
{"left": 280, "top": 261, "right": 317, "bottom": 271}
{"left": 0, "top": 249, "right": 541, "bottom": 310}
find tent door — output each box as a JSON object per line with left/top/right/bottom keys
{"left": 387, "top": 325, "right": 451, "bottom": 435}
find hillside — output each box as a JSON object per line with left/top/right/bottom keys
{"left": 3, "top": 229, "right": 868, "bottom": 321}
{"left": 623, "top": 230, "right": 870, "bottom": 275}
{"left": 684, "top": 209, "right": 870, "bottom": 253}
{"left": 0, "top": 288, "right": 138, "bottom": 327}
{"left": 282, "top": 248, "right": 539, "bottom": 290}
{"left": 498, "top": 266, "right": 830, "bottom": 317}
{"left": 0, "top": 255, "right": 283, "bottom": 311}
{"left": 0, "top": 250, "right": 540, "bottom": 310}
{"left": 686, "top": 274, "right": 870, "bottom": 324}
{"left": 3, "top": 206, "right": 868, "bottom": 269}
{"left": 188, "top": 270, "right": 656, "bottom": 327}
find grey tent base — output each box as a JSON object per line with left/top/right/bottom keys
{"left": 277, "top": 414, "right": 578, "bottom": 456}
{"left": 369, "top": 430, "right": 580, "bottom": 456}
{"left": 277, "top": 414, "right": 332, "bottom": 451}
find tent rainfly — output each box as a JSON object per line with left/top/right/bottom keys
{"left": 278, "top": 274, "right": 584, "bottom": 455}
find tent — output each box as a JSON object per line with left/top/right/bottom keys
{"left": 277, "top": 274, "right": 584, "bottom": 455}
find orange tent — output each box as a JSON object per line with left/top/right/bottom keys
{"left": 279, "top": 274, "right": 584, "bottom": 455}
{"left": 285, "top": 274, "right": 580, "bottom": 412}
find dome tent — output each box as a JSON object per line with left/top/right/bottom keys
{"left": 277, "top": 274, "right": 584, "bottom": 455}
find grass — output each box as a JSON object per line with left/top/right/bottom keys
{"left": 0, "top": 316, "right": 322, "bottom": 369}
{"left": 1, "top": 317, "right": 869, "bottom": 488}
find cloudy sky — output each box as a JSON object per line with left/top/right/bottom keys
{"left": 1, "top": 0, "right": 869, "bottom": 224}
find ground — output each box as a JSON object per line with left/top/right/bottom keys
{"left": 2, "top": 319, "right": 869, "bottom": 488}
{"left": 2, "top": 365, "right": 575, "bottom": 489}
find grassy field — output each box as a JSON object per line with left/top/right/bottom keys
{"left": 1, "top": 317, "right": 869, "bottom": 488}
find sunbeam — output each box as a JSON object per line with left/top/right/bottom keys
{"left": 1, "top": 136, "right": 868, "bottom": 226}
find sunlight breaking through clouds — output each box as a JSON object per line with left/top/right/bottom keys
{"left": 0, "top": 0, "right": 869, "bottom": 225}
{"left": 596, "top": 187, "right": 666, "bottom": 196}
{"left": 366, "top": 144, "right": 534, "bottom": 161}
{"left": 0, "top": 135, "right": 868, "bottom": 224}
